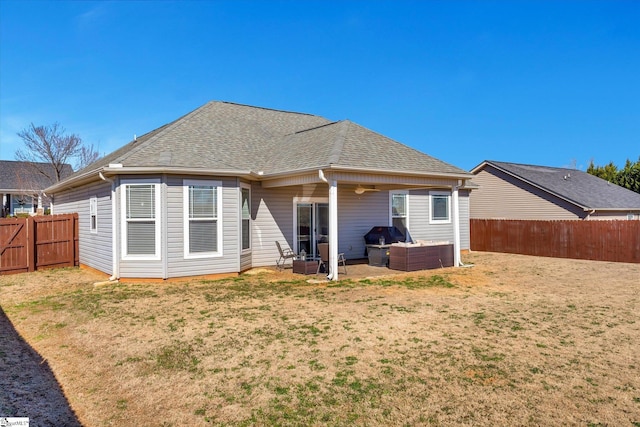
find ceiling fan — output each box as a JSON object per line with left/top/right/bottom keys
{"left": 354, "top": 185, "right": 381, "bottom": 195}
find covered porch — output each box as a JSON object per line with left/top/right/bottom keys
{"left": 260, "top": 167, "right": 470, "bottom": 281}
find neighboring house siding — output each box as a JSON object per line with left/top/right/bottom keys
{"left": 166, "top": 176, "right": 239, "bottom": 278}
{"left": 588, "top": 211, "right": 639, "bottom": 220}
{"left": 470, "top": 167, "right": 585, "bottom": 220}
{"left": 53, "top": 181, "right": 113, "bottom": 275}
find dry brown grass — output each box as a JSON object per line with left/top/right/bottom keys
{"left": 1, "top": 252, "right": 639, "bottom": 426}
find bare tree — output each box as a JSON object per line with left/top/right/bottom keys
{"left": 14, "top": 123, "right": 101, "bottom": 215}
{"left": 15, "top": 122, "right": 100, "bottom": 181}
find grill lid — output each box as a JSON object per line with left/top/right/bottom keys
{"left": 363, "top": 226, "right": 405, "bottom": 245}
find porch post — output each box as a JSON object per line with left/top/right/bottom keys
{"left": 328, "top": 178, "right": 339, "bottom": 280}
{"left": 452, "top": 184, "right": 461, "bottom": 267}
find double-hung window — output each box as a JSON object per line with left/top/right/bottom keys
{"left": 390, "top": 192, "right": 408, "bottom": 237}
{"left": 89, "top": 196, "right": 98, "bottom": 233}
{"left": 184, "top": 180, "right": 222, "bottom": 258}
{"left": 241, "top": 186, "right": 251, "bottom": 251}
{"left": 122, "top": 179, "right": 160, "bottom": 259}
{"left": 429, "top": 191, "right": 451, "bottom": 224}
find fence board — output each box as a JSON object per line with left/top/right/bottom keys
{"left": 0, "top": 213, "right": 79, "bottom": 275}
{"left": 471, "top": 219, "right": 640, "bottom": 263}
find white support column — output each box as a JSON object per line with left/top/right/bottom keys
{"left": 328, "top": 179, "right": 339, "bottom": 280}
{"left": 452, "top": 184, "right": 461, "bottom": 267}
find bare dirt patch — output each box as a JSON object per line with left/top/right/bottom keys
{"left": 1, "top": 253, "right": 639, "bottom": 426}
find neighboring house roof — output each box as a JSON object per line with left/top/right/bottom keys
{"left": 0, "top": 160, "right": 73, "bottom": 193}
{"left": 49, "top": 101, "right": 471, "bottom": 192}
{"left": 471, "top": 160, "right": 640, "bottom": 211}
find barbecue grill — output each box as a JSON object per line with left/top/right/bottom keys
{"left": 363, "top": 226, "right": 405, "bottom": 247}
{"left": 363, "top": 226, "right": 406, "bottom": 265}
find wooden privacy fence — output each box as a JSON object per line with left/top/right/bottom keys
{"left": 0, "top": 213, "right": 79, "bottom": 275}
{"left": 471, "top": 219, "right": 640, "bottom": 264}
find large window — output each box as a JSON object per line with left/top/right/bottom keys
{"left": 184, "top": 180, "right": 222, "bottom": 258}
{"left": 122, "top": 180, "right": 160, "bottom": 259}
{"left": 390, "top": 192, "right": 408, "bottom": 237}
{"left": 241, "top": 186, "right": 250, "bottom": 251}
{"left": 429, "top": 191, "right": 451, "bottom": 224}
{"left": 89, "top": 196, "right": 98, "bottom": 233}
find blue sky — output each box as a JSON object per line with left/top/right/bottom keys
{"left": 1, "top": 0, "right": 638, "bottom": 171}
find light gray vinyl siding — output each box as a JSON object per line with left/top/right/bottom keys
{"left": 53, "top": 181, "right": 113, "bottom": 275}
{"left": 240, "top": 252, "right": 252, "bottom": 271}
{"left": 407, "top": 189, "right": 454, "bottom": 242}
{"left": 337, "top": 189, "right": 389, "bottom": 259}
{"left": 251, "top": 184, "right": 319, "bottom": 267}
{"left": 166, "top": 176, "right": 239, "bottom": 278}
{"left": 470, "top": 167, "right": 585, "bottom": 220}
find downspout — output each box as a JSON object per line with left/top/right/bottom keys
{"left": 452, "top": 181, "right": 462, "bottom": 267}
{"left": 99, "top": 172, "right": 119, "bottom": 281}
{"left": 319, "top": 170, "right": 338, "bottom": 281}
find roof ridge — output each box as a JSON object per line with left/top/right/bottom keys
{"left": 490, "top": 160, "right": 579, "bottom": 172}
{"left": 216, "top": 100, "right": 323, "bottom": 118}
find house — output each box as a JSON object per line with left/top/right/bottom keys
{"left": 46, "top": 101, "right": 474, "bottom": 280}
{"left": 470, "top": 160, "right": 640, "bottom": 220}
{"left": 0, "top": 160, "right": 74, "bottom": 217}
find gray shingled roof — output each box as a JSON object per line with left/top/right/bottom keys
{"left": 478, "top": 160, "right": 640, "bottom": 210}
{"left": 63, "top": 101, "right": 469, "bottom": 182}
{"left": 0, "top": 160, "right": 73, "bottom": 192}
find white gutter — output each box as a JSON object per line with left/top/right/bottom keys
{"left": 99, "top": 172, "right": 119, "bottom": 281}
{"left": 319, "top": 170, "right": 339, "bottom": 281}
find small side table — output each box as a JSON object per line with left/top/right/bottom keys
{"left": 293, "top": 259, "right": 318, "bottom": 275}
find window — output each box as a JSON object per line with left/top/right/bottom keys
{"left": 122, "top": 180, "right": 160, "bottom": 259}
{"left": 429, "top": 191, "right": 451, "bottom": 224}
{"left": 390, "top": 192, "right": 408, "bottom": 237}
{"left": 89, "top": 196, "right": 98, "bottom": 233}
{"left": 241, "top": 186, "right": 250, "bottom": 251}
{"left": 184, "top": 180, "right": 222, "bottom": 258}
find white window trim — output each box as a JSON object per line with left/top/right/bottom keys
{"left": 429, "top": 190, "right": 451, "bottom": 224}
{"left": 389, "top": 190, "right": 409, "bottom": 229}
{"left": 240, "top": 183, "right": 251, "bottom": 253}
{"left": 183, "top": 179, "right": 223, "bottom": 259}
{"left": 121, "top": 179, "right": 161, "bottom": 261}
{"left": 89, "top": 196, "right": 98, "bottom": 234}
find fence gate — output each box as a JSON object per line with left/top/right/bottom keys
{"left": 0, "top": 214, "right": 79, "bottom": 275}
{"left": 0, "top": 218, "right": 30, "bottom": 274}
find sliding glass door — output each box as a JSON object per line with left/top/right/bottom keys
{"left": 296, "top": 202, "right": 328, "bottom": 259}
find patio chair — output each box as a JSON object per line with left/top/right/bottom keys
{"left": 275, "top": 241, "right": 297, "bottom": 270}
{"left": 316, "top": 242, "right": 347, "bottom": 275}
